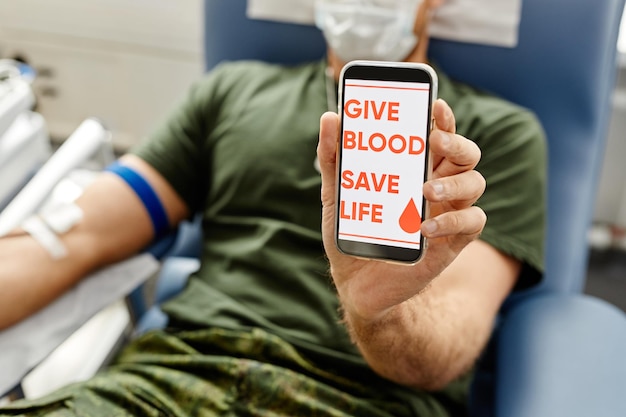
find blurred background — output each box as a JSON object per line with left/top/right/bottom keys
{"left": 586, "top": 8, "right": 626, "bottom": 311}
{"left": 0, "top": 0, "right": 625, "bottom": 310}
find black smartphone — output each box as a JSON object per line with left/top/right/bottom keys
{"left": 335, "top": 60, "right": 437, "bottom": 264}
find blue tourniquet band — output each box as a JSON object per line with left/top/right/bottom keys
{"left": 105, "top": 161, "right": 169, "bottom": 237}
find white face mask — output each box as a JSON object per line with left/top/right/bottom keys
{"left": 315, "top": 0, "right": 421, "bottom": 63}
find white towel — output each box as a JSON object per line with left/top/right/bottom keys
{"left": 247, "top": 0, "right": 522, "bottom": 48}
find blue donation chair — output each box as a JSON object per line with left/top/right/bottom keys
{"left": 198, "top": 0, "right": 626, "bottom": 416}
{"left": 126, "top": 0, "right": 626, "bottom": 415}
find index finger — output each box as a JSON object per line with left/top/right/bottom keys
{"left": 429, "top": 131, "right": 481, "bottom": 179}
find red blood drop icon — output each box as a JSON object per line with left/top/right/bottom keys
{"left": 399, "top": 198, "right": 421, "bottom": 234}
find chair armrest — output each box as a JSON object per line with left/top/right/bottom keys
{"left": 495, "top": 293, "right": 626, "bottom": 417}
{"left": 134, "top": 256, "right": 200, "bottom": 335}
{"left": 0, "top": 254, "right": 159, "bottom": 397}
{"left": 128, "top": 216, "right": 202, "bottom": 318}
{"left": 153, "top": 256, "right": 200, "bottom": 303}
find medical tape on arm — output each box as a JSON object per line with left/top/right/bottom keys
{"left": 20, "top": 202, "right": 84, "bottom": 260}
{"left": 40, "top": 203, "right": 84, "bottom": 234}
{"left": 21, "top": 216, "right": 69, "bottom": 260}
{"left": 105, "top": 161, "right": 169, "bottom": 238}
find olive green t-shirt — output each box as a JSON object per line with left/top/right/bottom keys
{"left": 132, "top": 60, "right": 546, "bottom": 414}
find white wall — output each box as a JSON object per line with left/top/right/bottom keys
{"left": 591, "top": 8, "right": 626, "bottom": 231}
{"left": 594, "top": 65, "right": 626, "bottom": 227}
{"left": 619, "top": 8, "right": 626, "bottom": 55}
{"left": 0, "top": 0, "right": 204, "bottom": 151}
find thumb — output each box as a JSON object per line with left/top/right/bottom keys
{"left": 317, "top": 112, "right": 340, "bottom": 206}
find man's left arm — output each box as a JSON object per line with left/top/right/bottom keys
{"left": 318, "top": 99, "right": 517, "bottom": 390}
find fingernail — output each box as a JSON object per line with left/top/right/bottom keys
{"left": 421, "top": 219, "right": 438, "bottom": 235}
{"left": 431, "top": 180, "right": 444, "bottom": 197}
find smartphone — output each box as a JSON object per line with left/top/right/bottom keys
{"left": 335, "top": 60, "right": 437, "bottom": 264}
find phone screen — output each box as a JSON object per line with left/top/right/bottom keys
{"left": 335, "top": 61, "right": 437, "bottom": 263}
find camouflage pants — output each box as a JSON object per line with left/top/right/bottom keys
{"left": 0, "top": 327, "right": 420, "bottom": 417}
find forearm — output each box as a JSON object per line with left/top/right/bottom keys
{"left": 0, "top": 176, "right": 152, "bottom": 330}
{"left": 0, "top": 230, "right": 102, "bottom": 329}
{"left": 344, "top": 280, "right": 493, "bottom": 390}
{"left": 0, "top": 156, "right": 188, "bottom": 330}
{"left": 340, "top": 241, "right": 520, "bottom": 390}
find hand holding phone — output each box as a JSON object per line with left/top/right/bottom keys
{"left": 335, "top": 61, "right": 437, "bottom": 264}
{"left": 318, "top": 78, "right": 486, "bottom": 321}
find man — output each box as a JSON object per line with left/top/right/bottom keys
{"left": 0, "top": 0, "right": 545, "bottom": 415}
